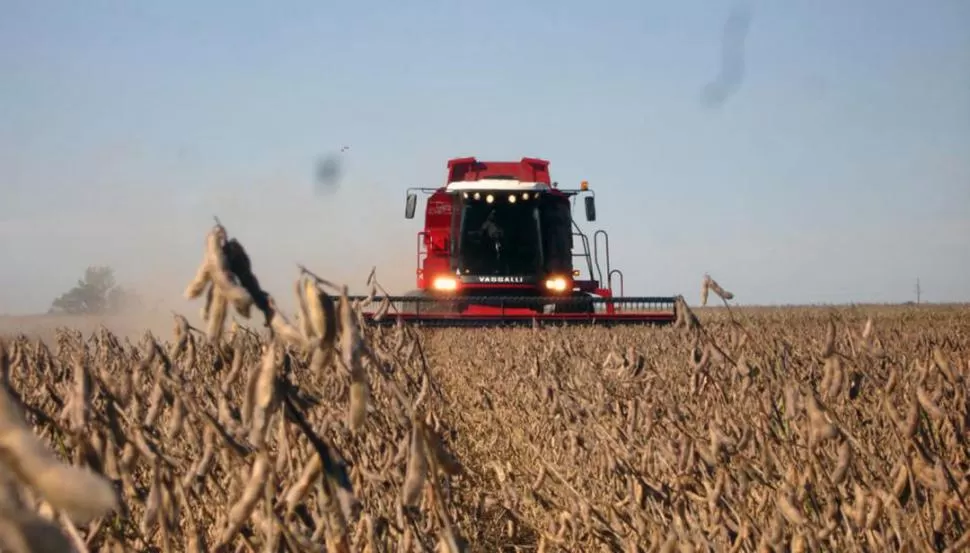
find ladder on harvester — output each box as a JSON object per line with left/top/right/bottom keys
{"left": 572, "top": 221, "right": 624, "bottom": 297}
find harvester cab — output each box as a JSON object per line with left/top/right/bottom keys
{"left": 359, "top": 156, "right": 678, "bottom": 326}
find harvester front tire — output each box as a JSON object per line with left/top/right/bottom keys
{"left": 563, "top": 292, "right": 595, "bottom": 314}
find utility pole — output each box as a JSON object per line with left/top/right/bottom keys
{"left": 915, "top": 277, "right": 921, "bottom": 305}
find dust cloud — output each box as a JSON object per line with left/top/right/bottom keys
{"left": 0, "top": 164, "right": 422, "bottom": 339}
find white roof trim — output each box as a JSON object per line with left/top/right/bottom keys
{"left": 445, "top": 179, "right": 552, "bottom": 191}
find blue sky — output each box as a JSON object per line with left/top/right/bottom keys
{"left": 1, "top": 0, "right": 968, "bottom": 314}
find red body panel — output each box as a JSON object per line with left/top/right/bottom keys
{"left": 446, "top": 157, "right": 551, "bottom": 185}
{"left": 417, "top": 190, "right": 454, "bottom": 289}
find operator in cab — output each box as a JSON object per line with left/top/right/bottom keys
{"left": 478, "top": 209, "right": 506, "bottom": 270}
{"left": 480, "top": 210, "right": 504, "bottom": 243}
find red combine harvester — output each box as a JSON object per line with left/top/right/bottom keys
{"left": 354, "top": 156, "right": 679, "bottom": 327}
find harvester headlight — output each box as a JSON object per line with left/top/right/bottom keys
{"left": 432, "top": 276, "right": 458, "bottom": 292}
{"left": 522, "top": 192, "right": 529, "bottom": 200}
{"left": 473, "top": 192, "right": 480, "bottom": 200}
{"left": 508, "top": 194, "right": 516, "bottom": 203}
{"left": 486, "top": 194, "right": 494, "bottom": 203}
{"left": 544, "top": 276, "right": 568, "bottom": 292}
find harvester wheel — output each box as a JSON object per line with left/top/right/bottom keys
{"left": 571, "top": 292, "right": 596, "bottom": 314}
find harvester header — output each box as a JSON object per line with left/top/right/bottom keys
{"left": 353, "top": 156, "right": 679, "bottom": 327}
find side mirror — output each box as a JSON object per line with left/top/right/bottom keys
{"left": 584, "top": 196, "right": 596, "bottom": 222}
{"left": 405, "top": 193, "right": 417, "bottom": 219}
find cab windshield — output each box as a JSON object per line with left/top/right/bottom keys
{"left": 456, "top": 194, "right": 543, "bottom": 275}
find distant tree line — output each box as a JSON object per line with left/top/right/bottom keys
{"left": 48, "top": 266, "right": 141, "bottom": 315}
